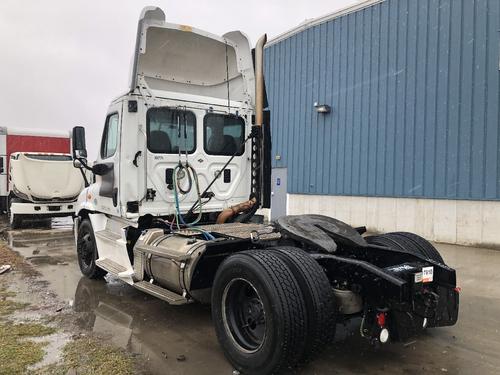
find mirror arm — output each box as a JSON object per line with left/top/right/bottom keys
{"left": 78, "top": 167, "right": 90, "bottom": 187}
{"left": 76, "top": 157, "right": 94, "bottom": 172}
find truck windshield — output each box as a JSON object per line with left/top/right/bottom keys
{"left": 147, "top": 108, "right": 196, "bottom": 154}
{"left": 204, "top": 114, "right": 245, "bottom": 156}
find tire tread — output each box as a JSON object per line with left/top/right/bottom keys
{"left": 269, "top": 246, "right": 336, "bottom": 360}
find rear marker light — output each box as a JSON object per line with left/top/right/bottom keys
{"left": 454, "top": 287, "right": 461, "bottom": 293}
{"left": 376, "top": 312, "right": 386, "bottom": 327}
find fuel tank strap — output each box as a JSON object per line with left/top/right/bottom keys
{"left": 134, "top": 243, "right": 191, "bottom": 261}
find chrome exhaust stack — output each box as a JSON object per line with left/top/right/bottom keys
{"left": 255, "top": 34, "right": 267, "bottom": 126}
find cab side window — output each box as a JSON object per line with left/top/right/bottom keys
{"left": 101, "top": 113, "right": 119, "bottom": 159}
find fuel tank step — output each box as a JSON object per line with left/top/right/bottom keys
{"left": 96, "top": 258, "right": 127, "bottom": 274}
{"left": 134, "top": 281, "right": 189, "bottom": 305}
{"left": 95, "top": 229, "right": 122, "bottom": 242}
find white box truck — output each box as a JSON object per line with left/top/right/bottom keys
{"left": 0, "top": 126, "right": 73, "bottom": 210}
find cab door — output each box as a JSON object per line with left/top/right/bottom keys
{"left": 199, "top": 113, "right": 250, "bottom": 205}
{"left": 94, "top": 104, "right": 122, "bottom": 216}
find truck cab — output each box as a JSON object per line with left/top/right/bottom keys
{"left": 78, "top": 7, "right": 256, "bottom": 221}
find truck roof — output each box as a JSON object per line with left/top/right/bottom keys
{"left": 128, "top": 7, "right": 255, "bottom": 106}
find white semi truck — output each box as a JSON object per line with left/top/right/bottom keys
{"left": 71, "top": 7, "right": 459, "bottom": 374}
{"left": 9, "top": 152, "right": 84, "bottom": 228}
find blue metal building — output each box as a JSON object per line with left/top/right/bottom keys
{"left": 264, "top": 0, "right": 500, "bottom": 247}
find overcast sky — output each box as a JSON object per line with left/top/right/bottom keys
{"left": 0, "top": 0, "right": 356, "bottom": 158}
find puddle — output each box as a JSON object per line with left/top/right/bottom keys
{"left": 72, "top": 277, "right": 232, "bottom": 374}
{"left": 29, "top": 331, "right": 72, "bottom": 371}
{"left": 4, "top": 220, "right": 500, "bottom": 375}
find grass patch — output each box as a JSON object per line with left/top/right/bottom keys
{"left": 0, "top": 242, "right": 39, "bottom": 276}
{"left": 0, "top": 283, "right": 55, "bottom": 374}
{"left": 0, "top": 286, "right": 28, "bottom": 317}
{"left": 0, "top": 322, "right": 56, "bottom": 375}
{"left": 0, "top": 298, "right": 29, "bottom": 317}
{"left": 36, "top": 336, "right": 135, "bottom": 375}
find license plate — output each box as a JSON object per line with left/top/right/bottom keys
{"left": 422, "top": 266, "right": 434, "bottom": 283}
{"left": 48, "top": 206, "right": 61, "bottom": 212}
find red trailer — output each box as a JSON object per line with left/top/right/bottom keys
{"left": 0, "top": 127, "right": 71, "bottom": 212}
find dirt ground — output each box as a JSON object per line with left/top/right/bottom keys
{"left": 1, "top": 217, "right": 499, "bottom": 374}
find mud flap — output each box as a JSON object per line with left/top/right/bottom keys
{"left": 428, "top": 286, "right": 459, "bottom": 328}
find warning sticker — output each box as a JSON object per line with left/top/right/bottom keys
{"left": 414, "top": 272, "right": 423, "bottom": 283}
{"left": 422, "top": 266, "right": 434, "bottom": 283}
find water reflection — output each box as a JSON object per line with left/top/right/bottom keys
{"left": 73, "top": 277, "right": 232, "bottom": 375}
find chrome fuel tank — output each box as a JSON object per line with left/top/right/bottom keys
{"left": 133, "top": 229, "right": 207, "bottom": 296}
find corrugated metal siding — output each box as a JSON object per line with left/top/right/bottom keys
{"left": 265, "top": 0, "right": 500, "bottom": 200}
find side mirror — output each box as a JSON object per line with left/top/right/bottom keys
{"left": 72, "top": 126, "right": 88, "bottom": 159}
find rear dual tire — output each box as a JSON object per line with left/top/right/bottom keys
{"left": 211, "top": 248, "right": 336, "bottom": 374}
{"left": 268, "top": 246, "right": 336, "bottom": 360}
{"left": 366, "top": 231, "right": 444, "bottom": 264}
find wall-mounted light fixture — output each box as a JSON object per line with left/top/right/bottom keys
{"left": 314, "top": 102, "right": 331, "bottom": 114}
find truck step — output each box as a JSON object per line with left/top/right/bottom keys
{"left": 96, "top": 258, "right": 127, "bottom": 274}
{"left": 134, "top": 281, "right": 189, "bottom": 305}
{"left": 95, "top": 229, "right": 122, "bottom": 242}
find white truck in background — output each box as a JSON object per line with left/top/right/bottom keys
{"left": 9, "top": 152, "right": 84, "bottom": 228}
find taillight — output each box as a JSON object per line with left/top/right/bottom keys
{"left": 376, "top": 312, "right": 386, "bottom": 327}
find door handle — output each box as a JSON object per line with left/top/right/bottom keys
{"left": 133, "top": 151, "right": 142, "bottom": 167}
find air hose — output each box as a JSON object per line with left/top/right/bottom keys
{"left": 172, "top": 162, "right": 203, "bottom": 227}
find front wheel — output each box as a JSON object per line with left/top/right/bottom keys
{"left": 9, "top": 198, "right": 24, "bottom": 229}
{"left": 77, "top": 219, "right": 106, "bottom": 279}
{"left": 9, "top": 212, "right": 24, "bottom": 229}
{"left": 212, "top": 250, "right": 307, "bottom": 375}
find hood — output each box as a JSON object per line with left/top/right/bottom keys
{"left": 129, "top": 7, "right": 255, "bottom": 105}
{"left": 10, "top": 153, "right": 84, "bottom": 201}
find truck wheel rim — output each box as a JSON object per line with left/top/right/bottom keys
{"left": 222, "top": 278, "right": 266, "bottom": 353}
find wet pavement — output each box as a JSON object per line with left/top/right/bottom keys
{"left": 4, "top": 218, "right": 500, "bottom": 374}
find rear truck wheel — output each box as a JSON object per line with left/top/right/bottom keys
{"left": 77, "top": 219, "right": 106, "bottom": 279}
{"left": 211, "top": 250, "right": 307, "bottom": 375}
{"left": 366, "top": 232, "right": 444, "bottom": 264}
{"left": 268, "top": 246, "right": 336, "bottom": 360}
